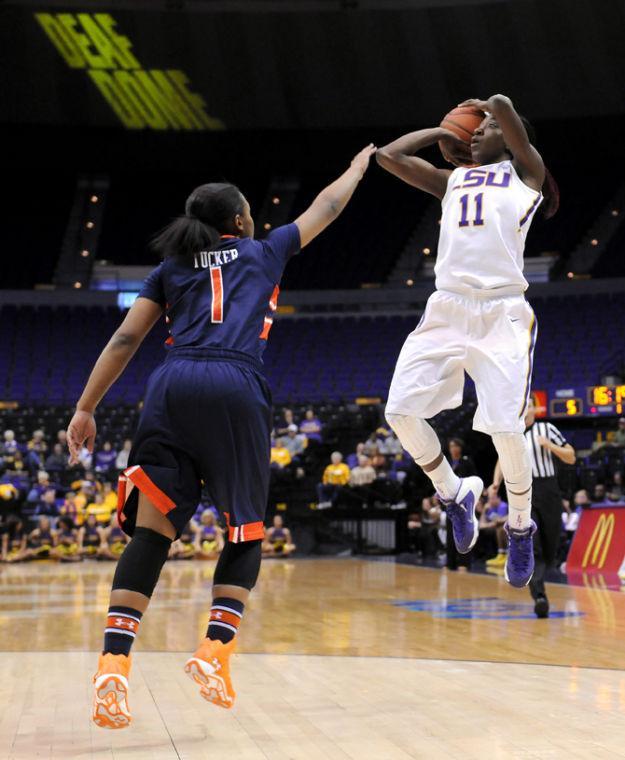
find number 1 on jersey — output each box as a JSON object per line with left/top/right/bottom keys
{"left": 210, "top": 267, "right": 223, "bottom": 323}
{"left": 459, "top": 193, "right": 485, "bottom": 227}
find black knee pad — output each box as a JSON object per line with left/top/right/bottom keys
{"left": 112, "top": 527, "right": 172, "bottom": 597}
{"left": 213, "top": 539, "right": 262, "bottom": 591}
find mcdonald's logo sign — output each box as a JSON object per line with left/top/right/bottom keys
{"left": 582, "top": 513, "right": 615, "bottom": 569}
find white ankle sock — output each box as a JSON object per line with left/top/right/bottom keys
{"left": 507, "top": 488, "right": 532, "bottom": 530}
{"left": 428, "top": 457, "right": 461, "bottom": 501}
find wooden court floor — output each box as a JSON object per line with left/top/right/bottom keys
{"left": 1, "top": 557, "right": 625, "bottom": 759}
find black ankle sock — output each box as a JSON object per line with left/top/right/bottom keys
{"left": 207, "top": 597, "right": 245, "bottom": 644}
{"left": 103, "top": 605, "right": 143, "bottom": 656}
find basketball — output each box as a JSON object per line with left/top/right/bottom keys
{"left": 440, "top": 105, "right": 485, "bottom": 142}
{"left": 438, "top": 105, "right": 484, "bottom": 166}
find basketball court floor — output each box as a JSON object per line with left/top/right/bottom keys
{"left": 1, "top": 557, "right": 624, "bottom": 759}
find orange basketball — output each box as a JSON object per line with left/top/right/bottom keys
{"left": 439, "top": 106, "right": 484, "bottom": 142}
{"left": 438, "top": 105, "right": 484, "bottom": 166}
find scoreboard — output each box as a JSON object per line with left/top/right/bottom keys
{"left": 547, "top": 386, "right": 625, "bottom": 418}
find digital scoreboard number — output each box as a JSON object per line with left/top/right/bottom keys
{"left": 550, "top": 398, "right": 583, "bottom": 417}
{"left": 587, "top": 385, "right": 625, "bottom": 415}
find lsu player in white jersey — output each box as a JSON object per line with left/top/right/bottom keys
{"left": 377, "top": 94, "right": 558, "bottom": 588}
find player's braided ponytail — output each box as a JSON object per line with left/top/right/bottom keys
{"left": 150, "top": 182, "right": 245, "bottom": 260}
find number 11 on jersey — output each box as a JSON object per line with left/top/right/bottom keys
{"left": 210, "top": 267, "right": 224, "bottom": 323}
{"left": 459, "top": 193, "right": 485, "bottom": 227}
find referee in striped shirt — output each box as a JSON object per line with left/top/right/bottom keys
{"left": 493, "top": 397, "right": 575, "bottom": 618}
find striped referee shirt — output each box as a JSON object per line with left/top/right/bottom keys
{"left": 525, "top": 421, "right": 568, "bottom": 479}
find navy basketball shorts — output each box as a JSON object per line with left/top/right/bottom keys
{"left": 117, "top": 348, "right": 272, "bottom": 543}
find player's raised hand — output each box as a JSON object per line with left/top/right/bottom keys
{"left": 438, "top": 128, "right": 473, "bottom": 167}
{"left": 457, "top": 97, "right": 490, "bottom": 112}
{"left": 351, "top": 143, "right": 377, "bottom": 177}
{"left": 67, "top": 410, "right": 97, "bottom": 465}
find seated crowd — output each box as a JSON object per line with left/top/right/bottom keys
{"left": 0, "top": 426, "right": 297, "bottom": 563}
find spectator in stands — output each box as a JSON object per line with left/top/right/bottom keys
{"left": 26, "top": 515, "right": 55, "bottom": 559}
{"left": 448, "top": 438, "right": 476, "bottom": 477}
{"left": 346, "top": 442, "right": 366, "bottom": 469}
{"left": 560, "top": 489, "right": 588, "bottom": 563}
{"left": 115, "top": 439, "right": 133, "bottom": 471}
{"left": 52, "top": 515, "right": 82, "bottom": 562}
{"left": 196, "top": 509, "right": 224, "bottom": 559}
{"left": 45, "top": 443, "right": 68, "bottom": 474}
{"left": 299, "top": 409, "right": 323, "bottom": 443}
{"left": 26, "top": 430, "right": 47, "bottom": 473}
{"left": 276, "top": 408, "right": 296, "bottom": 436}
{"left": 56, "top": 429, "right": 68, "bottom": 448}
{"left": 283, "top": 424, "right": 306, "bottom": 460}
{"left": 27, "top": 471, "right": 55, "bottom": 504}
{"left": 87, "top": 492, "right": 114, "bottom": 525}
{"left": 35, "top": 488, "right": 59, "bottom": 518}
{"left": 317, "top": 452, "right": 350, "bottom": 509}
{"left": 1, "top": 515, "right": 28, "bottom": 562}
{"left": 262, "top": 514, "right": 296, "bottom": 557}
{"left": 102, "top": 481, "right": 118, "bottom": 513}
{"left": 592, "top": 483, "right": 608, "bottom": 504}
{"left": 78, "top": 513, "right": 105, "bottom": 558}
{"left": 94, "top": 441, "right": 117, "bottom": 476}
{"left": 98, "top": 512, "right": 128, "bottom": 560}
{"left": 420, "top": 496, "right": 443, "bottom": 557}
{"left": 407, "top": 508, "right": 424, "bottom": 555}
{"left": 2, "top": 430, "right": 19, "bottom": 457}
{"left": 379, "top": 431, "right": 402, "bottom": 456}
{"left": 608, "top": 471, "right": 624, "bottom": 502}
{"left": 614, "top": 418, "right": 625, "bottom": 447}
{"left": 60, "top": 491, "right": 83, "bottom": 526}
{"left": 270, "top": 438, "right": 292, "bottom": 469}
{"left": 363, "top": 432, "right": 383, "bottom": 458}
{"left": 349, "top": 455, "right": 376, "bottom": 487}
{"left": 481, "top": 486, "right": 509, "bottom": 567}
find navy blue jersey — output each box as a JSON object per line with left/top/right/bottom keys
{"left": 139, "top": 223, "right": 300, "bottom": 361}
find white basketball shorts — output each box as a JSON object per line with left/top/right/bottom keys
{"left": 386, "top": 290, "right": 537, "bottom": 435}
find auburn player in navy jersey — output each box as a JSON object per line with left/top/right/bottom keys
{"left": 66, "top": 143, "right": 376, "bottom": 729}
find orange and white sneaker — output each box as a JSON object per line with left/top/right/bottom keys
{"left": 92, "top": 653, "right": 132, "bottom": 729}
{"left": 184, "top": 638, "right": 236, "bottom": 709}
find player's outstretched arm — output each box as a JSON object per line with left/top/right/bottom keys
{"left": 459, "top": 95, "right": 545, "bottom": 191}
{"left": 376, "top": 128, "right": 469, "bottom": 199}
{"left": 67, "top": 297, "right": 163, "bottom": 463}
{"left": 294, "top": 144, "right": 376, "bottom": 248}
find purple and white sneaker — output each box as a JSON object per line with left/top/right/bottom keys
{"left": 504, "top": 520, "right": 537, "bottom": 588}
{"left": 439, "top": 476, "right": 483, "bottom": 554}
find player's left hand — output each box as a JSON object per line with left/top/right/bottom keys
{"left": 67, "top": 410, "right": 97, "bottom": 465}
{"left": 536, "top": 435, "right": 551, "bottom": 450}
{"left": 457, "top": 98, "right": 490, "bottom": 112}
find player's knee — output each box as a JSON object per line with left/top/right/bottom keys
{"left": 112, "top": 526, "right": 172, "bottom": 597}
{"left": 214, "top": 539, "right": 262, "bottom": 591}
{"left": 492, "top": 432, "right": 531, "bottom": 491}
{"left": 385, "top": 413, "right": 440, "bottom": 465}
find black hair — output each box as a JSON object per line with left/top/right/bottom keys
{"left": 58, "top": 515, "right": 75, "bottom": 531}
{"left": 448, "top": 437, "right": 464, "bottom": 449}
{"left": 150, "top": 182, "right": 244, "bottom": 260}
{"left": 5, "top": 514, "right": 23, "bottom": 536}
{"left": 507, "top": 116, "right": 559, "bottom": 220}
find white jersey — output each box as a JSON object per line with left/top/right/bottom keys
{"left": 435, "top": 159, "right": 543, "bottom": 295}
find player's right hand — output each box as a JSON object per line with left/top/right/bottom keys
{"left": 438, "top": 129, "right": 473, "bottom": 167}
{"left": 67, "top": 410, "right": 97, "bottom": 465}
{"left": 351, "top": 143, "right": 377, "bottom": 177}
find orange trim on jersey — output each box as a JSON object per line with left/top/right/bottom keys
{"left": 209, "top": 610, "right": 241, "bottom": 628}
{"left": 269, "top": 284, "right": 280, "bottom": 312}
{"left": 220, "top": 234, "right": 237, "bottom": 239}
{"left": 123, "top": 465, "right": 176, "bottom": 515}
{"left": 224, "top": 512, "right": 265, "bottom": 543}
{"left": 259, "top": 316, "right": 273, "bottom": 340}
